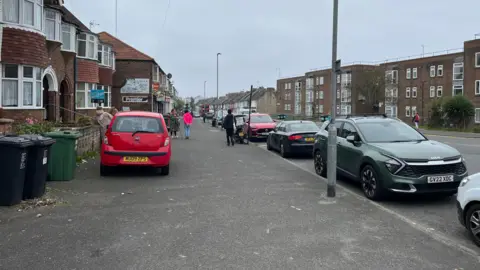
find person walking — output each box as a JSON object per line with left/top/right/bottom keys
{"left": 169, "top": 109, "right": 180, "bottom": 138}
{"left": 222, "top": 109, "right": 236, "bottom": 146}
{"left": 109, "top": 107, "right": 119, "bottom": 116}
{"left": 96, "top": 106, "right": 113, "bottom": 144}
{"left": 183, "top": 110, "right": 193, "bottom": 139}
{"left": 412, "top": 112, "right": 420, "bottom": 129}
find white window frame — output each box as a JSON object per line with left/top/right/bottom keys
{"left": 2, "top": 0, "right": 43, "bottom": 31}
{"left": 475, "top": 80, "right": 480, "bottom": 95}
{"left": 405, "top": 106, "right": 411, "bottom": 117}
{"left": 96, "top": 84, "right": 111, "bottom": 108}
{"left": 77, "top": 33, "right": 98, "bottom": 60}
{"left": 61, "top": 23, "right": 76, "bottom": 52}
{"left": 315, "top": 91, "right": 319, "bottom": 99}
{"left": 319, "top": 104, "right": 324, "bottom": 113}
{"left": 98, "top": 44, "right": 113, "bottom": 67}
{"left": 412, "top": 68, "right": 418, "bottom": 79}
{"left": 406, "top": 87, "right": 410, "bottom": 98}
{"left": 406, "top": 68, "right": 411, "bottom": 79}
{"left": 412, "top": 87, "right": 417, "bottom": 98}
{"left": 0, "top": 64, "right": 43, "bottom": 109}
{"left": 319, "top": 90, "right": 324, "bottom": 99}
{"left": 475, "top": 108, "right": 480, "bottom": 123}
{"left": 437, "top": 65, "right": 443, "bottom": 76}
{"left": 315, "top": 77, "right": 319, "bottom": 85}
{"left": 437, "top": 86, "right": 443, "bottom": 97}
{"left": 75, "top": 82, "right": 98, "bottom": 109}
{"left": 430, "top": 66, "right": 436, "bottom": 77}
{"left": 320, "top": 76, "right": 324, "bottom": 85}
{"left": 385, "top": 105, "right": 397, "bottom": 118}
{"left": 453, "top": 85, "right": 464, "bottom": 96}
{"left": 411, "top": 106, "right": 417, "bottom": 116}
{"left": 453, "top": 63, "right": 464, "bottom": 80}
{"left": 44, "top": 8, "right": 61, "bottom": 41}
{"left": 429, "top": 86, "right": 435, "bottom": 97}
{"left": 475, "top": 53, "right": 480, "bottom": 68}
{"left": 336, "top": 74, "right": 340, "bottom": 83}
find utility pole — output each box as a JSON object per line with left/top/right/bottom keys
{"left": 246, "top": 85, "right": 253, "bottom": 145}
{"left": 327, "top": 0, "right": 339, "bottom": 198}
{"left": 115, "top": 0, "right": 118, "bottom": 36}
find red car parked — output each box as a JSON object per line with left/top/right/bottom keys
{"left": 243, "top": 113, "right": 277, "bottom": 140}
{"left": 100, "top": 111, "right": 171, "bottom": 176}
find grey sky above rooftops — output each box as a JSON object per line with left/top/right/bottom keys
{"left": 66, "top": 0, "right": 480, "bottom": 98}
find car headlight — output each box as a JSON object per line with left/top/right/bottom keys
{"left": 385, "top": 159, "right": 402, "bottom": 174}
{"left": 459, "top": 176, "right": 470, "bottom": 187}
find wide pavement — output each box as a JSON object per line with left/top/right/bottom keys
{"left": 0, "top": 119, "right": 479, "bottom": 269}
{"left": 253, "top": 127, "right": 480, "bottom": 260}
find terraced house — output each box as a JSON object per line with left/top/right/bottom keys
{"left": 276, "top": 37, "right": 480, "bottom": 125}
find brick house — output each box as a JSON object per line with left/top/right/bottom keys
{"left": 0, "top": 0, "right": 79, "bottom": 122}
{"left": 98, "top": 32, "right": 169, "bottom": 114}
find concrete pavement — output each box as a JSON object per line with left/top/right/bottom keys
{"left": 0, "top": 119, "right": 479, "bottom": 269}
{"left": 420, "top": 129, "right": 480, "bottom": 139}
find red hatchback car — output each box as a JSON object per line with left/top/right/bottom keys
{"left": 100, "top": 111, "right": 171, "bottom": 176}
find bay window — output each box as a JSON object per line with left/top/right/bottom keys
{"left": 44, "top": 9, "right": 61, "bottom": 41}
{"left": 77, "top": 33, "right": 98, "bottom": 60}
{"left": 76, "top": 83, "right": 111, "bottom": 108}
{"left": 1, "top": 64, "right": 43, "bottom": 108}
{"left": 2, "top": 0, "right": 43, "bottom": 31}
{"left": 61, "top": 23, "right": 76, "bottom": 52}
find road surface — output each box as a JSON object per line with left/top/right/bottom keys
{"left": 0, "top": 120, "right": 479, "bottom": 269}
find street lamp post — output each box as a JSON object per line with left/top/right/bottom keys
{"left": 203, "top": 80, "right": 207, "bottom": 113}
{"left": 327, "top": 0, "right": 339, "bottom": 198}
{"left": 216, "top": 53, "right": 221, "bottom": 114}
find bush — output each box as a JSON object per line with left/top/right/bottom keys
{"left": 442, "top": 95, "right": 474, "bottom": 129}
{"left": 77, "top": 116, "right": 93, "bottom": 127}
{"left": 428, "top": 98, "right": 446, "bottom": 128}
{"left": 473, "top": 126, "right": 480, "bottom": 133}
{"left": 14, "top": 119, "right": 55, "bottom": 135}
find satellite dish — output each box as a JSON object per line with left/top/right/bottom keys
{"left": 167, "top": 73, "right": 172, "bottom": 79}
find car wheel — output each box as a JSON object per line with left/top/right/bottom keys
{"left": 160, "top": 164, "right": 170, "bottom": 176}
{"left": 266, "top": 137, "right": 272, "bottom": 150}
{"left": 100, "top": 164, "right": 112, "bottom": 176}
{"left": 465, "top": 203, "right": 480, "bottom": 247}
{"left": 313, "top": 150, "right": 326, "bottom": 177}
{"left": 280, "top": 142, "right": 289, "bottom": 158}
{"left": 360, "top": 164, "right": 385, "bottom": 201}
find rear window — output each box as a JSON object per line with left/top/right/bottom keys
{"left": 287, "top": 122, "right": 319, "bottom": 132}
{"left": 112, "top": 116, "right": 164, "bottom": 133}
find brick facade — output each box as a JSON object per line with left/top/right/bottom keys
{"left": 1, "top": 27, "right": 48, "bottom": 67}
{"left": 112, "top": 60, "right": 153, "bottom": 112}
{"left": 77, "top": 59, "right": 99, "bottom": 83}
{"left": 99, "top": 67, "right": 113, "bottom": 86}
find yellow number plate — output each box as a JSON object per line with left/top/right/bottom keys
{"left": 239, "top": 132, "right": 244, "bottom": 136}
{"left": 305, "top": 138, "right": 315, "bottom": 142}
{"left": 123, "top": 156, "right": 149, "bottom": 162}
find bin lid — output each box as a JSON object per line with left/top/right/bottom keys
{"left": 0, "top": 136, "right": 34, "bottom": 148}
{"left": 44, "top": 131, "right": 82, "bottom": 139}
{"left": 19, "top": 134, "right": 56, "bottom": 146}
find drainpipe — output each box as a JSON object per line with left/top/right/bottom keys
{"left": 73, "top": 29, "right": 79, "bottom": 118}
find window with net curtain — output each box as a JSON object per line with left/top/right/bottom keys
{"left": 1, "top": 65, "right": 42, "bottom": 107}
{"left": 2, "top": 65, "right": 19, "bottom": 107}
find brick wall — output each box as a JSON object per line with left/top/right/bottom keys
{"left": 113, "top": 60, "right": 153, "bottom": 111}
{"left": 99, "top": 66, "right": 113, "bottom": 86}
{"left": 1, "top": 26, "right": 48, "bottom": 67}
{"left": 1, "top": 109, "right": 44, "bottom": 121}
{"left": 77, "top": 58, "right": 99, "bottom": 83}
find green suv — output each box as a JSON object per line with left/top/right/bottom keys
{"left": 312, "top": 115, "right": 468, "bottom": 200}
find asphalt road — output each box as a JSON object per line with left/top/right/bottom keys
{"left": 252, "top": 132, "right": 480, "bottom": 260}
{"left": 0, "top": 120, "right": 479, "bottom": 269}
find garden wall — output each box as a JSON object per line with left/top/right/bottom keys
{"left": 56, "top": 126, "right": 101, "bottom": 156}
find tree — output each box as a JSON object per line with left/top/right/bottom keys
{"left": 173, "top": 98, "right": 185, "bottom": 111}
{"left": 190, "top": 97, "right": 196, "bottom": 111}
{"left": 427, "top": 97, "right": 446, "bottom": 128}
{"left": 442, "top": 95, "right": 474, "bottom": 129}
{"left": 348, "top": 68, "right": 387, "bottom": 113}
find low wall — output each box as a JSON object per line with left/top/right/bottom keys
{"left": 0, "top": 118, "right": 14, "bottom": 134}
{"left": 56, "top": 125, "right": 101, "bottom": 156}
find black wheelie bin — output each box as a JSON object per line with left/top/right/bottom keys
{"left": 19, "top": 134, "right": 56, "bottom": 200}
{"left": 0, "top": 136, "right": 33, "bottom": 206}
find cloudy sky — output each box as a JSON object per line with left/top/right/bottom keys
{"left": 66, "top": 0, "right": 480, "bottom": 98}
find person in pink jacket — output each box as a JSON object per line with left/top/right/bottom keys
{"left": 183, "top": 110, "right": 193, "bottom": 139}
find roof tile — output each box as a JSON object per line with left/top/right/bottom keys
{"left": 98, "top": 32, "right": 154, "bottom": 61}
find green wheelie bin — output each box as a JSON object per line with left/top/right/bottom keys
{"left": 43, "top": 131, "right": 81, "bottom": 181}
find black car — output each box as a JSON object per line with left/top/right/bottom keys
{"left": 266, "top": 120, "right": 320, "bottom": 157}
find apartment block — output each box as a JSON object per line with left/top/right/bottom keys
{"left": 276, "top": 37, "right": 480, "bottom": 125}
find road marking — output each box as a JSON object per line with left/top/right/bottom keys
{"left": 256, "top": 144, "right": 480, "bottom": 261}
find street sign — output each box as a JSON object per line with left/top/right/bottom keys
{"left": 91, "top": 89, "right": 105, "bottom": 104}
{"left": 123, "top": 96, "right": 148, "bottom": 103}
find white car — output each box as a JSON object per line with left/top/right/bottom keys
{"left": 457, "top": 172, "right": 480, "bottom": 247}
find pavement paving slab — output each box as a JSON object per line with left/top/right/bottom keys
{"left": 0, "top": 119, "right": 479, "bottom": 270}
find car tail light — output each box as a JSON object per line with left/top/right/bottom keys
{"left": 164, "top": 137, "right": 170, "bottom": 146}
{"left": 288, "top": 135, "right": 302, "bottom": 141}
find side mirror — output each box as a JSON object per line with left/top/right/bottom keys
{"left": 346, "top": 135, "right": 356, "bottom": 143}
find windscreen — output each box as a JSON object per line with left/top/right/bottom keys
{"left": 287, "top": 122, "right": 320, "bottom": 132}
{"left": 357, "top": 121, "right": 426, "bottom": 142}
{"left": 112, "top": 116, "right": 164, "bottom": 133}
{"left": 250, "top": 115, "right": 273, "bottom": 123}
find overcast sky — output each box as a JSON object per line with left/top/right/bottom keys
{"left": 66, "top": 0, "right": 480, "bottom": 98}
